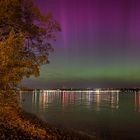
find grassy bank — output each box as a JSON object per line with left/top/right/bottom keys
{"left": 0, "top": 91, "right": 96, "bottom": 140}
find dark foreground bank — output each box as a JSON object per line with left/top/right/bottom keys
{"left": 0, "top": 93, "right": 96, "bottom": 140}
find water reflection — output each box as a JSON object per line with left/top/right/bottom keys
{"left": 134, "top": 91, "right": 140, "bottom": 112}
{"left": 19, "top": 90, "right": 140, "bottom": 140}
{"left": 20, "top": 90, "right": 120, "bottom": 112}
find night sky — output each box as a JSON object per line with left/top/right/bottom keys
{"left": 23, "top": 0, "right": 140, "bottom": 88}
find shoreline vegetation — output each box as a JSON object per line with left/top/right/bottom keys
{"left": 0, "top": 0, "right": 95, "bottom": 139}
{"left": 0, "top": 91, "right": 96, "bottom": 140}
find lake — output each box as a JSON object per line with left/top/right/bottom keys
{"left": 19, "top": 89, "right": 140, "bottom": 140}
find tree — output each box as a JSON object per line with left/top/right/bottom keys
{"left": 0, "top": 0, "right": 61, "bottom": 89}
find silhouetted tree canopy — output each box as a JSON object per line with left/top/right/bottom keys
{"left": 0, "top": 0, "right": 61, "bottom": 89}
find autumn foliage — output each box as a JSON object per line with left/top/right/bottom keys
{"left": 0, "top": 0, "right": 61, "bottom": 89}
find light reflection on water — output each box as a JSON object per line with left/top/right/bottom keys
{"left": 20, "top": 90, "right": 140, "bottom": 139}
{"left": 20, "top": 90, "right": 119, "bottom": 112}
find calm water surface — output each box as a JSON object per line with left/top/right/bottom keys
{"left": 20, "top": 90, "right": 140, "bottom": 140}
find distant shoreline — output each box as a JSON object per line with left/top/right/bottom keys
{"left": 20, "top": 88, "right": 140, "bottom": 93}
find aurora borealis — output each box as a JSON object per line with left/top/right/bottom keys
{"left": 23, "top": 0, "right": 140, "bottom": 88}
